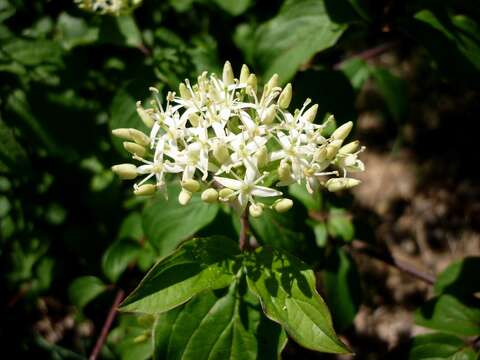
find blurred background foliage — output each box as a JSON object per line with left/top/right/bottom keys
{"left": 1, "top": 0, "right": 480, "bottom": 359}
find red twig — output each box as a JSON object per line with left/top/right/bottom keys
{"left": 333, "top": 41, "right": 398, "bottom": 70}
{"left": 239, "top": 207, "right": 250, "bottom": 251}
{"left": 89, "top": 289, "right": 125, "bottom": 360}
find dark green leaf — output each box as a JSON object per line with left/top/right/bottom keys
{"left": 68, "top": 276, "right": 107, "bottom": 309}
{"left": 289, "top": 182, "right": 322, "bottom": 211}
{"left": 327, "top": 208, "right": 354, "bottom": 242}
{"left": 120, "top": 236, "right": 241, "bottom": 314}
{"left": 409, "top": 333, "right": 476, "bottom": 360}
{"left": 370, "top": 67, "right": 408, "bottom": 122}
{"left": 339, "top": 58, "right": 371, "bottom": 91}
{"left": 415, "top": 295, "right": 480, "bottom": 336}
{"left": 0, "top": 118, "right": 30, "bottom": 173}
{"left": 434, "top": 257, "right": 480, "bottom": 298}
{"left": 142, "top": 183, "right": 219, "bottom": 256}
{"left": 56, "top": 12, "right": 99, "bottom": 50}
{"left": 312, "top": 220, "right": 328, "bottom": 247}
{"left": 323, "top": 248, "right": 362, "bottom": 330}
{"left": 254, "top": 0, "right": 347, "bottom": 82}
{"left": 1, "top": 38, "right": 63, "bottom": 67}
{"left": 102, "top": 239, "right": 142, "bottom": 283}
{"left": 109, "top": 314, "right": 155, "bottom": 360}
{"left": 212, "top": 0, "right": 251, "bottom": 16}
{"left": 245, "top": 247, "right": 350, "bottom": 354}
{"left": 153, "top": 282, "right": 286, "bottom": 360}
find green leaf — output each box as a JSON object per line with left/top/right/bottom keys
{"left": 0, "top": 0, "right": 15, "bottom": 22}
{"left": 254, "top": 0, "right": 347, "bottom": 82}
{"left": 120, "top": 236, "right": 241, "bottom": 314}
{"left": 1, "top": 38, "right": 63, "bottom": 67}
{"left": 327, "top": 208, "right": 354, "bottom": 242}
{"left": 212, "top": 0, "right": 251, "bottom": 16}
{"left": 434, "top": 257, "right": 480, "bottom": 298}
{"left": 142, "top": 183, "right": 219, "bottom": 256}
{"left": 98, "top": 15, "right": 142, "bottom": 48}
{"left": 370, "top": 67, "right": 408, "bottom": 122}
{"left": 102, "top": 239, "right": 142, "bottom": 283}
{"left": 323, "top": 248, "right": 362, "bottom": 330}
{"left": 289, "top": 182, "right": 322, "bottom": 211}
{"left": 118, "top": 212, "right": 144, "bottom": 242}
{"left": 415, "top": 295, "right": 480, "bottom": 336}
{"left": 56, "top": 12, "right": 99, "bottom": 50}
{"left": 109, "top": 314, "right": 155, "bottom": 360}
{"left": 68, "top": 276, "right": 107, "bottom": 309}
{"left": 339, "top": 58, "right": 371, "bottom": 91}
{"left": 153, "top": 281, "right": 286, "bottom": 360}
{"left": 0, "top": 118, "right": 30, "bottom": 173}
{"left": 312, "top": 220, "right": 328, "bottom": 247}
{"left": 244, "top": 247, "right": 350, "bottom": 354}
{"left": 409, "top": 333, "right": 476, "bottom": 360}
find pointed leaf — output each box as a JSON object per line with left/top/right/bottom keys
{"left": 68, "top": 276, "right": 107, "bottom": 309}
{"left": 120, "top": 236, "right": 241, "bottom": 314}
{"left": 244, "top": 247, "right": 350, "bottom": 354}
{"left": 409, "top": 333, "right": 477, "bottom": 360}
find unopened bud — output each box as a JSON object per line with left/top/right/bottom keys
{"left": 111, "top": 164, "right": 137, "bottom": 180}
{"left": 123, "top": 141, "right": 147, "bottom": 157}
{"left": 219, "top": 188, "right": 234, "bottom": 201}
{"left": 111, "top": 128, "right": 131, "bottom": 140}
{"left": 339, "top": 140, "right": 360, "bottom": 154}
{"left": 201, "top": 188, "right": 218, "bottom": 203}
{"left": 240, "top": 64, "right": 250, "bottom": 84}
{"left": 256, "top": 146, "right": 268, "bottom": 168}
{"left": 314, "top": 147, "right": 328, "bottom": 163}
{"left": 112, "top": 128, "right": 150, "bottom": 146}
{"left": 212, "top": 141, "right": 230, "bottom": 164}
{"left": 326, "top": 139, "right": 343, "bottom": 160}
{"left": 332, "top": 121, "right": 353, "bottom": 141}
{"left": 134, "top": 184, "right": 156, "bottom": 196}
{"left": 303, "top": 104, "right": 319, "bottom": 123}
{"left": 223, "top": 61, "right": 234, "bottom": 86}
{"left": 249, "top": 203, "right": 263, "bottom": 218}
{"left": 261, "top": 105, "right": 276, "bottom": 125}
{"left": 278, "top": 162, "right": 292, "bottom": 182}
{"left": 273, "top": 198, "right": 293, "bottom": 213}
{"left": 247, "top": 74, "right": 257, "bottom": 92}
{"left": 326, "top": 178, "right": 361, "bottom": 192}
{"left": 182, "top": 179, "right": 200, "bottom": 192}
{"left": 266, "top": 73, "right": 279, "bottom": 90}
{"left": 189, "top": 113, "right": 201, "bottom": 127}
{"left": 178, "top": 189, "right": 192, "bottom": 205}
{"left": 278, "top": 83, "right": 292, "bottom": 109}
{"left": 179, "top": 83, "right": 191, "bottom": 99}
{"left": 136, "top": 101, "right": 154, "bottom": 128}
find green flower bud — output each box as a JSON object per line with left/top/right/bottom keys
{"left": 136, "top": 101, "right": 154, "bottom": 128}
{"left": 223, "top": 61, "right": 234, "bottom": 86}
{"left": 240, "top": 64, "right": 250, "bottom": 84}
{"left": 303, "top": 104, "right": 319, "bottom": 123}
{"left": 123, "top": 141, "right": 147, "bottom": 157}
{"left": 111, "top": 164, "right": 137, "bottom": 180}
{"left": 266, "top": 73, "right": 279, "bottom": 90}
{"left": 179, "top": 83, "right": 191, "bottom": 99}
{"left": 111, "top": 128, "right": 131, "bottom": 140}
{"left": 188, "top": 113, "right": 201, "bottom": 127}
{"left": 134, "top": 184, "right": 156, "bottom": 196}
{"left": 273, "top": 198, "right": 293, "bottom": 213}
{"left": 201, "top": 188, "right": 218, "bottom": 203}
{"left": 247, "top": 74, "right": 257, "bottom": 92}
{"left": 112, "top": 128, "right": 150, "bottom": 146}
{"left": 278, "top": 83, "right": 292, "bottom": 109}
{"left": 332, "top": 121, "right": 353, "bottom": 141}
{"left": 249, "top": 203, "right": 263, "bottom": 218}
{"left": 178, "top": 189, "right": 192, "bottom": 205}
{"left": 313, "top": 147, "right": 328, "bottom": 163}
{"left": 326, "top": 178, "right": 361, "bottom": 192}
{"left": 339, "top": 140, "right": 360, "bottom": 155}
{"left": 256, "top": 146, "right": 268, "bottom": 168}
{"left": 212, "top": 141, "right": 230, "bottom": 164}
{"left": 278, "top": 162, "right": 292, "bottom": 182}
{"left": 261, "top": 105, "right": 276, "bottom": 125}
{"left": 219, "top": 188, "right": 234, "bottom": 202}
{"left": 182, "top": 179, "right": 200, "bottom": 192}
{"left": 326, "top": 139, "right": 343, "bottom": 160}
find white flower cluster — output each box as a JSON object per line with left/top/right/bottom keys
{"left": 112, "top": 62, "right": 365, "bottom": 216}
{"left": 75, "top": 0, "right": 142, "bottom": 15}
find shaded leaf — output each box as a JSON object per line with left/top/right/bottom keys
{"left": 56, "top": 12, "right": 99, "bottom": 50}
{"left": 409, "top": 333, "right": 476, "bottom": 360}
{"left": 68, "top": 276, "right": 107, "bottom": 309}
{"left": 327, "top": 208, "right": 354, "bottom": 242}
{"left": 254, "top": 0, "right": 347, "bottom": 82}
{"left": 109, "top": 314, "right": 155, "bottom": 360}
{"left": 0, "top": 118, "right": 30, "bottom": 173}
{"left": 339, "top": 58, "right": 371, "bottom": 91}
{"left": 102, "top": 239, "right": 142, "bottom": 283}
{"left": 212, "top": 0, "right": 251, "bottom": 16}
{"left": 289, "top": 182, "right": 322, "bottom": 211}
{"left": 245, "top": 247, "right": 350, "bottom": 354}
{"left": 120, "top": 236, "right": 241, "bottom": 314}
{"left": 370, "top": 67, "right": 408, "bottom": 122}
{"left": 434, "top": 257, "right": 480, "bottom": 299}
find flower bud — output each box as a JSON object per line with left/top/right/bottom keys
{"left": 223, "top": 61, "right": 234, "bottom": 86}
{"left": 326, "top": 178, "right": 361, "bottom": 192}
{"left": 181, "top": 179, "right": 200, "bottom": 193}
{"left": 136, "top": 101, "right": 154, "bottom": 128}
{"left": 326, "top": 139, "right": 343, "bottom": 160}
{"left": 134, "top": 184, "right": 156, "bottom": 196}
{"left": 239, "top": 64, "right": 250, "bottom": 84}
{"left": 111, "top": 164, "right": 138, "bottom": 180}
{"left": 278, "top": 83, "right": 292, "bottom": 109}
{"left": 188, "top": 113, "right": 201, "bottom": 127}
{"left": 112, "top": 128, "right": 150, "bottom": 146}
{"left": 178, "top": 189, "right": 192, "bottom": 205}
{"left": 111, "top": 128, "right": 131, "bottom": 140}
{"left": 201, "top": 188, "right": 218, "bottom": 203}
{"left": 255, "top": 146, "right": 268, "bottom": 168}
{"left": 332, "top": 121, "right": 353, "bottom": 141}
{"left": 219, "top": 188, "right": 234, "bottom": 201}
{"left": 212, "top": 141, "right": 230, "bottom": 164}
{"left": 261, "top": 105, "right": 276, "bottom": 125}
{"left": 278, "top": 162, "right": 292, "bottom": 182}
{"left": 247, "top": 74, "right": 257, "bottom": 92}
{"left": 123, "top": 141, "right": 147, "bottom": 157}
{"left": 249, "top": 203, "right": 263, "bottom": 218}
{"left": 273, "top": 198, "right": 293, "bottom": 213}
{"left": 179, "top": 83, "right": 191, "bottom": 99}
{"left": 314, "top": 147, "right": 328, "bottom": 163}
{"left": 303, "top": 104, "right": 319, "bottom": 123}
{"left": 339, "top": 140, "right": 360, "bottom": 155}
{"left": 266, "top": 73, "right": 279, "bottom": 91}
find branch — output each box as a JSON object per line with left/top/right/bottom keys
{"left": 239, "top": 207, "right": 250, "bottom": 251}
{"left": 348, "top": 240, "right": 436, "bottom": 285}
{"left": 333, "top": 41, "right": 398, "bottom": 70}
{"left": 89, "top": 288, "right": 125, "bottom": 360}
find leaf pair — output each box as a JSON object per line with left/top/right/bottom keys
{"left": 120, "top": 236, "right": 350, "bottom": 355}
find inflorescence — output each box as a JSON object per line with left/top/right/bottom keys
{"left": 75, "top": 0, "right": 142, "bottom": 15}
{"left": 111, "top": 61, "right": 365, "bottom": 217}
